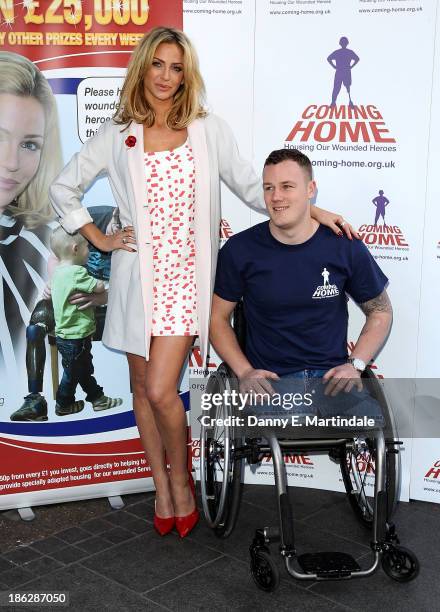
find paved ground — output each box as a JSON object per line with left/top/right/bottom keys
{"left": 0, "top": 485, "right": 438, "bottom": 611}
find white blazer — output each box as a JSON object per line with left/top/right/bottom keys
{"left": 49, "top": 114, "right": 264, "bottom": 362}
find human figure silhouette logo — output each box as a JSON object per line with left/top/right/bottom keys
{"left": 327, "top": 36, "right": 360, "bottom": 107}
{"left": 372, "top": 190, "right": 390, "bottom": 226}
{"left": 312, "top": 267, "right": 339, "bottom": 299}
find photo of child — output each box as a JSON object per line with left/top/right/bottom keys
{"left": 49, "top": 226, "right": 122, "bottom": 416}
{"left": 10, "top": 205, "right": 120, "bottom": 421}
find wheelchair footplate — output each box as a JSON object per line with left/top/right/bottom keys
{"left": 297, "top": 551, "right": 361, "bottom": 579}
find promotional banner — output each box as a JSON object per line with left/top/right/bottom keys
{"left": 252, "top": 0, "right": 435, "bottom": 373}
{"left": 245, "top": 0, "right": 439, "bottom": 501}
{"left": 0, "top": 0, "right": 181, "bottom": 68}
{"left": 188, "top": 0, "right": 439, "bottom": 503}
{"left": 190, "top": 0, "right": 439, "bottom": 502}
{"left": 1, "top": 0, "right": 439, "bottom": 511}
{"left": 410, "top": 2, "right": 440, "bottom": 503}
{"left": 183, "top": 0, "right": 257, "bottom": 477}
{"left": 0, "top": 1, "right": 184, "bottom": 510}
{"left": 183, "top": 0, "right": 256, "bottom": 239}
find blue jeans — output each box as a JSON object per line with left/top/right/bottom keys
{"left": 56, "top": 336, "right": 103, "bottom": 408}
{"left": 250, "top": 369, "right": 383, "bottom": 422}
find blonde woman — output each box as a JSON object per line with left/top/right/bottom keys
{"left": 50, "top": 27, "right": 356, "bottom": 537}
{"left": 0, "top": 51, "right": 63, "bottom": 375}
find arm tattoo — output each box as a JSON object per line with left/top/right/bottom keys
{"left": 360, "top": 290, "right": 392, "bottom": 316}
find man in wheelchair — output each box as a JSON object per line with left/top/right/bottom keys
{"left": 202, "top": 149, "right": 420, "bottom": 589}
{"left": 210, "top": 148, "right": 392, "bottom": 430}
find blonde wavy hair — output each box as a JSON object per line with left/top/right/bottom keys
{"left": 0, "top": 51, "right": 63, "bottom": 229}
{"left": 114, "top": 27, "right": 206, "bottom": 129}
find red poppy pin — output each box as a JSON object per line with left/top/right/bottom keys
{"left": 125, "top": 135, "right": 136, "bottom": 148}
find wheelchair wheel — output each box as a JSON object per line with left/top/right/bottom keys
{"left": 200, "top": 364, "right": 242, "bottom": 529}
{"left": 214, "top": 444, "right": 244, "bottom": 539}
{"left": 250, "top": 549, "right": 280, "bottom": 592}
{"left": 339, "top": 369, "right": 400, "bottom": 527}
{"left": 382, "top": 546, "right": 419, "bottom": 582}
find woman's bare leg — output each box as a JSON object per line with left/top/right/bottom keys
{"left": 144, "top": 336, "right": 195, "bottom": 516}
{"left": 127, "top": 352, "right": 173, "bottom": 518}
{"left": 127, "top": 336, "right": 195, "bottom": 517}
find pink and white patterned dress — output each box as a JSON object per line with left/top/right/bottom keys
{"left": 144, "top": 142, "right": 198, "bottom": 336}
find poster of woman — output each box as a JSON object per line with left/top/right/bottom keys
{"left": 0, "top": 51, "right": 63, "bottom": 378}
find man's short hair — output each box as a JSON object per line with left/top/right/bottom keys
{"left": 50, "top": 225, "right": 87, "bottom": 260}
{"left": 264, "top": 149, "right": 313, "bottom": 181}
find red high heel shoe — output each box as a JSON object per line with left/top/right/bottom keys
{"left": 175, "top": 472, "right": 199, "bottom": 538}
{"left": 153, "top": 501, "right": 175, "bottom": 536}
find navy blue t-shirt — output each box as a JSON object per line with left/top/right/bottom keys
{"left": 214, "top": 222, "right": 388, "bottom": 376}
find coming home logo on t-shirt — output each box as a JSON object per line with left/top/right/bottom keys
{"left": 312, "top": 267, "right": 340, "bottom": 299}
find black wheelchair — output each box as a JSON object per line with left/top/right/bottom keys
{"left": 199, "top": 303, "right": 419, "bottom": 591}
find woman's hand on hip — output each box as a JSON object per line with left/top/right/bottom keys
{"left": 98, "top": 226, "right": 137, "bottom": 253}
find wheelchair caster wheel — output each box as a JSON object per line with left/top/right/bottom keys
{"left": 250, "top": 549, "right": 280, "bottom": 592}
{"left": 382, "top": 546, "right": 419, "bottom": 582}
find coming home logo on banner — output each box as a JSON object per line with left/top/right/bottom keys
{"left": 219, "top": 218, "right": 234, "bottom": 245}
{"left": 357, "top": 189, "right": 409, "bottom": 257}
{"left": 256, "top": 452, "right": 315, "bottom": 485}
{"left": 284, "top": 36, "right": 396, "bottom": 154}
{"left": 347, "top": 341, "right": 383, "bottom": 378}
{"left": 189, "top": 346, "right": 218, "bottom": 377}
{"left": 420, "top": 458, "right": 440, "bottom": 500}
{"left": 263, "top": 453, "right": 314, "bottom": 467}
{"left": 425, "top": 460, "right": 440, "bottom": 480}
